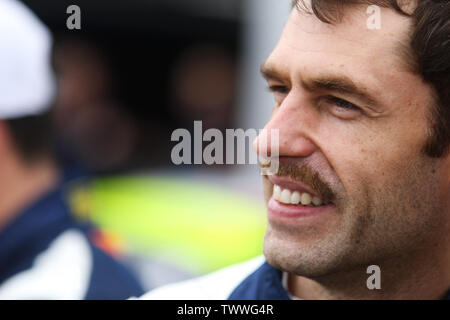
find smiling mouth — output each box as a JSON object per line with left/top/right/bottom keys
{"left": 272, "top": 184, "right": 330, "bottom": 207}
{"left": 267, "top": 172, "right": 334, "bottom": 207}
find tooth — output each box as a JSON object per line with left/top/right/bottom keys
{"left": 273, "top": 185, "right": 281, "bottom": 200}
{"left": 259, "top": 156, "right": 271, "bottom": 166}
{"left": 312, "top": 196, "right": 322, "bottom": 206}
{"left": 300, "top": 192, "right": 312, "bottom": 205}
{"left": 280, "top": 189, "right": 292, "bottom": 204}
{"left": 290, "top": 191, "right": 301, "bottom": 205}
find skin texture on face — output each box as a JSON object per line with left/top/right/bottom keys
{"left": 257, "top": 5, "right": 450, "bottom": 298}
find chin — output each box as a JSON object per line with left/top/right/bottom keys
{"left": 263, "top": 228, "right": 353, "bottom": 278}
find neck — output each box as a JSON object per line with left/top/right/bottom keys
{"left": 0, "top": 157, "right": 60, "bottom": 231}
{"left": 288, "top": 242, "right": 450, "bottom": 300}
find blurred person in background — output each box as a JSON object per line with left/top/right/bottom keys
{"left": 23, "top": 0, "right": 267, "bottom": 289}
{"left": 169, "top": 43, "right": 237, "bottom": 133}
{"left": 0, "top": 0, "right": 144, "bottom": 299}
{"left": 52, "top": 38, "right": 139, "bottom": 175}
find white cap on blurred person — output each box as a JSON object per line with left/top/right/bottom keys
{"left": 0, "top": 0, "right": 55, "bottom": 119}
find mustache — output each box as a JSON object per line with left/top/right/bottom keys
{"left": 275, "top": 164, "right": 335, "bottom": 203}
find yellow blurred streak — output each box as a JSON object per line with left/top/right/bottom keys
{"left": 69, "top": 176, "right": 267, "bottom": 275}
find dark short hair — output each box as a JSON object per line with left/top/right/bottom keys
{"left": 5, "top": 112, "right": 54, "bottom": 164}
{"left": 292, "top": 0, "right": 450, "bottom": 158}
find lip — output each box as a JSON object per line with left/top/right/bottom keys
{"left": 268, "top": 197, "right": 335, "bottom": 220}
{"left": 268, "top": 175, "right": 319, "bottom": 198}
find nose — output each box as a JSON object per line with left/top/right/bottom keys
{"left": 253, "top": 91, "right": 317, "bottom": 160}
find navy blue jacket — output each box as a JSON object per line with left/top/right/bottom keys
{"left": 0, "top": 184, "right": 144, "bottom": 299}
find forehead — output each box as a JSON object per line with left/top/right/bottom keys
{"left": 274, "top": 5, "right": 411, "bottom": 66}
{"left": 266, "top": 6, "right": 430, "bottom": 112}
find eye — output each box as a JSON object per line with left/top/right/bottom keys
{"left": 268, "top": 85, "right": 289, "bottom": 94}
{"left": 328, "top": 97, "right": 360, "bottom": 111}
{"left": 267, "top": 85, "right": 289, "bottom": 104}
{"left": 322, "top": 96, "right": 363, "bottom": 119}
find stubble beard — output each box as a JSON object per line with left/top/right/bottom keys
{"left": 263, "top": 156, "right": 444, "bottom": 281}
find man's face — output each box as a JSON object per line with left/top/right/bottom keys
{"left": 258, "top": 6, "right": 450, "bottom": 277}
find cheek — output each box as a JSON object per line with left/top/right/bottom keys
{"left": 321, "top": 114, "right": 428, "bottom": 185}
{"left": 319, "top": 131, "right": 414, "bottom": 205}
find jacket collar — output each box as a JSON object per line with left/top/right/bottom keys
{"left": 0, "top": 185, "right": 72, "bottom": 281}
{"left": 229, "top": 262, "right": 290, "bottom": 300}
{"left": 229, "top": 261, "right": 450, "bottom": 300}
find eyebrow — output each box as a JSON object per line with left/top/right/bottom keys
{"left": 260, "top": 63, "right": 287, "bottom": 82}
{"left": 261, "top": 63, "right": 379, "bottom": 108}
